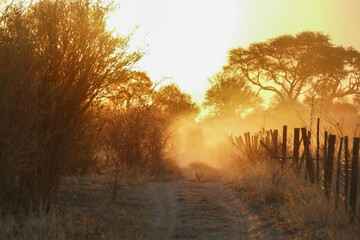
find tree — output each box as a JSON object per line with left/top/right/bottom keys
{"left": 0, "top": 0, "right": 142, "bottom": 211}
{"left": 154, "top": 83, "right": 199, "bottom": 117}
{"left": 204, "top": 71, "right": 259, "bottom": 117}
{"left": 227, "top": 31, "right": 360, "bottom": 104}
{"left": 312, "top": 46, "right": 360, "bottom": 106}
{"left": 110, "top": 71, "right": 153, "bottom": 109}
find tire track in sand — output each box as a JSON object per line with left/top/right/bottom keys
{"left": 146, "top": 182, "right": 178, "bottom": 240}
{"left": 207, "top": 182, "right": 278, "bottom": 239}
{"left": 146, "top": 181, "right": 281, "bottom": 240}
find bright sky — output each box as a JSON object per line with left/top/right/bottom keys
{"left": 107, "top": 0, "right": 360, "bottom": 104}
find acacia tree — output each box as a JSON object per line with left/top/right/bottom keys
{"left": 153, "top": 83, "right": 199, "bottom": 117}
{"left": 227, "top": 31, "right": 360, "bottom": 105}
{"left": 204, "top": 71, "right": 259, "bottom": 117}
{"left": 0, "top": 0, "right": 141, "bottom": 211}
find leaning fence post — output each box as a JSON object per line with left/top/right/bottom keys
{"left": 266, "top": 131, "right": 270, "bottom": 146}
{"left": 324, "top": 135, "right": 336, "bottom": 200}
{"left": 344, "top": 136, "right": 349, "bottom": 211}
{"left": 244, "top": 132, "right": 251, "bottom": 160}
{"left": 335, "top": 137, "right": 343, "bottom": 208}
{"left": 282, "top": 125, "right": 287, "bottom": 165}
{"left": 349, "top": 138, "right": 359, "bottom": 216}
{"left": 301, "top": 128, "right": 315, "bottom": 184}
{"left": 316, "top": 118, "right": 320, "bottom": 183}
{"left": 244, "top": 132, "right": 251, "bottom": 150}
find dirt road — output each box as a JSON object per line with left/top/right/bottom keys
{"left": 146, "top": 180, "right": 281, "bottom": 240}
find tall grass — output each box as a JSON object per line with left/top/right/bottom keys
{"left": 232, "top": 157, "right": 360, "bottom": 239}
{"left": 0, "top": 173, "right": 150, "bottom": 240}
{"left": 0, "top": 210, "right": 91, "bottom": 240}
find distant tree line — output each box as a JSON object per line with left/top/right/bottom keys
{"left": 205, "top": 31, "right": 360, "bottom": 118}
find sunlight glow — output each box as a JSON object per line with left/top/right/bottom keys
{"left": 107, "top": 0, "right": 238, "bottom": 103}
{"left": 107, "top": 0, "right": 360, "bottom": 105}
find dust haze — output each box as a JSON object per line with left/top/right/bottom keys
{"left": 169, "top": 100, "right": 360, "bottom": 171}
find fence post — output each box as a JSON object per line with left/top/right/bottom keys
{"left": 301, "top": 128, "right": 315, "bottom": 183}
{"left": 282, "top": 125, "right": 287, "bottom": 165}
{"left": 293, "top": 128, "right": 300, "bottom": 169}
{"left": 344, "top": 136, "right": 349, "bottom": 211}
{"left": 324, "top": 135, "right": 336, "bottom": 200}
{"left": 324, "top": 131, "right": 328, "bottom": 162}
{"left": 349, "top": 138, "right": 359, "bottom": 216}
{"left": 335, "top": 137, "right": 343, "bottom": 208}
{"left": 316, "top": 118, "right": 320, "bottom": 183}
{"left": 272, "top": 129, "right": 279, "bottom": 155}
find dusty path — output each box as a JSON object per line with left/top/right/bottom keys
{"left": 146, "top": 180, "right": 281, "bottom": 240}
{"left": 146, "top": 182, "right": 179, "bottom": 240}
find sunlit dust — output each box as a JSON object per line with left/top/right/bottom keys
{"left": 105, "top": 0, "right": 360, "bottom": 171}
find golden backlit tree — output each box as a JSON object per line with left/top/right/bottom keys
{"left": 0, "top": 0, "right": 142, "bottom": 211}
{"left": 109, "top": 71, "right": 154, "bottom": 109}
{"left": 204, "top": 71, "right": 259, "bottom": 117}
{"left": 154, "top": 83, "right": 199, "bottom": 117}
{"left": 227, "top": 31, "right": 360, "bottom": 105}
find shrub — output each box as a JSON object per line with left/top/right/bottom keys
{"left": 0, "top": 0, "right": 141, "bottom": 212}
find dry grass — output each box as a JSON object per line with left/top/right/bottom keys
{"left": 0, "top": 210, "right": 68, "bottom": 240}
{"left": 0, "top": 173, "right": 150, "bottom": 240}
{"left": 232, "top": 158, "right": 360, "bottom": 239}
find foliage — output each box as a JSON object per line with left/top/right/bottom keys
{"left": 227, "top": 31, "right": 360, "bottom": 105}
{"left": 0, "top": 0, "right": 141, "bottom": 212}
{"left": 154, "top": 83, "right": 199, "bottom": 118}
{"left": 103, "top": 104, "right": 176, "bottom": 201}
{"left": 66, "top": 105, "right": 105, "bottom": 174}
{"left": 204, "top": 71, "right": 259, "bottom": 117}
{"left": 312, "top": 46, "right": 360, "bottom": 105}
{"left": 102, "top": 80, "right": 195, "bottom": 200}
{"left": 109, "top": 70, "right": 153, "bottom": 109}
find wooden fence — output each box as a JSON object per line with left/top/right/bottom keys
{"left": 234, "top": 118, "right": 360, "bottom": 218}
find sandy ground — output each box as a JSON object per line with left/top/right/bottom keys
{"left": 53, "top": 175, "right": 150, "bottom": 239}
{"left": 145, "top": 180, "right": 283, "bottom": 240}
{"left": 53, "top": 168, "right": 287, "bottom": 239}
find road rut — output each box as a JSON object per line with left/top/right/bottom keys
{"left": 146, "top": 180, "right": 281, "bottom": 240}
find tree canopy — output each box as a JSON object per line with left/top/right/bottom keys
{"left": 154, "top": 83, "right": 199, "bottom": 117}
{"left": 110, "top": 71, "right": 153, "bottom": 108}
{"left": 204, "top": 71, "right": 259, "bottom": 117}
{"left": 226, "top": 31, "right": 360, "bottom": 105}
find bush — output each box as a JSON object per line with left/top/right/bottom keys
{"left": 0, "top": 0, "right": 141, "bottom": 213}
{"left": 103, "top": 105, "right": 179, "bottom": 200}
